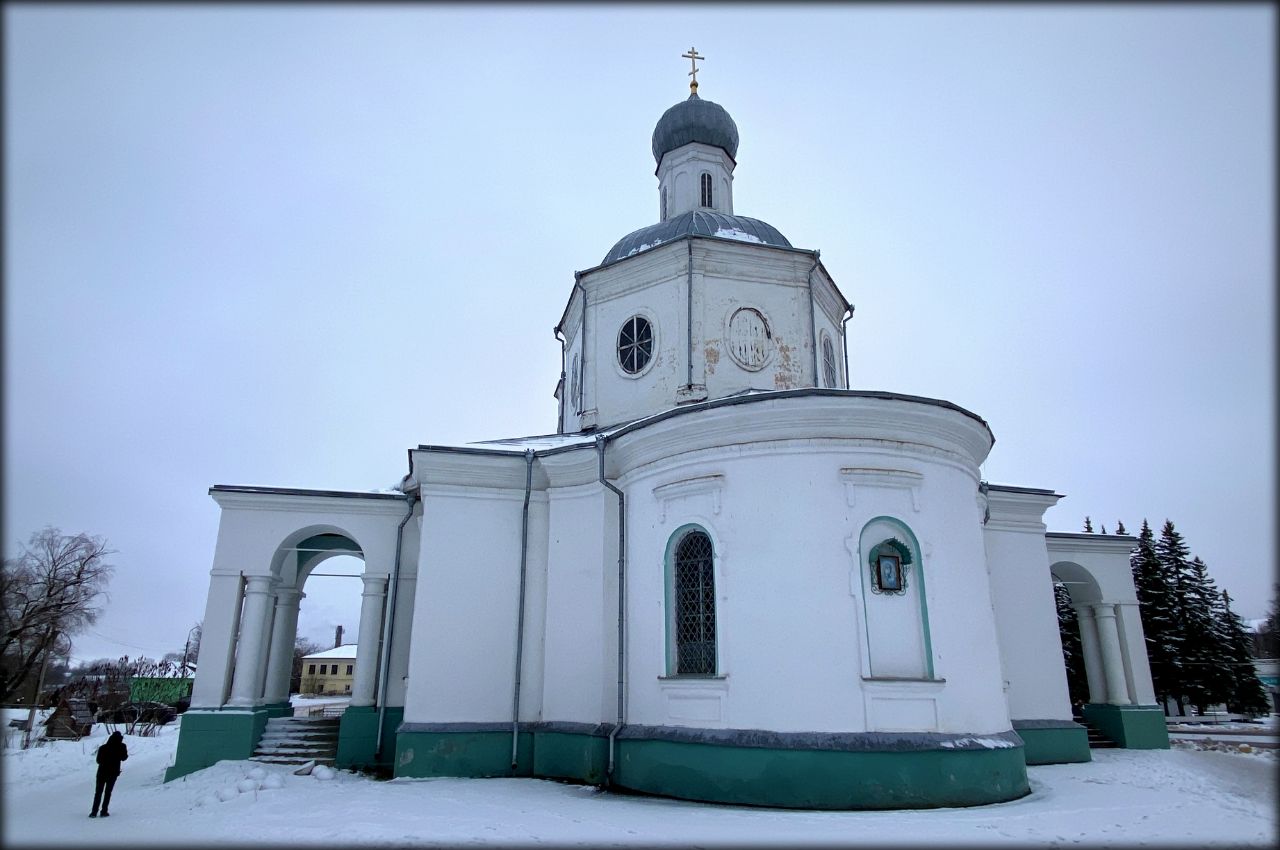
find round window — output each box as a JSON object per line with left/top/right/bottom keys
{"left": 822, "top": 334, "right": 838, "bottom": 387}
{"left": 617, "top": 316, "right": 653, "bottom": 374}
{"left": 569, "top": 354, "right": 580, "bottom": 410}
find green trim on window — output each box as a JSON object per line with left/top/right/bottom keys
{"left": 663, "top": 523, "right": 718, "bottom": 677}
{"left": 858, "top": 518, "right": 934, "bottom": 680}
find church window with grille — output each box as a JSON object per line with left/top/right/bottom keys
{"left": 821, "top": 333, "right": 838, "bottom": 387}
{"left": 617, "top": 315, "right": 653, "bottom": 374}
{"left": 661, "top": 187, "right": 668, "bottom": 220}
{"left": 700, "top": 172, "right": 713, "bottom": 208}
{"left": 672, "top": 529, "right": 717, "bottom": 675}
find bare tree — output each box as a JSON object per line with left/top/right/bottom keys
{"left": 291, "top": 637, "right": 325, "bottom": 695}
{"left": 1, "top": 528, "right": 114, "bottom": 703}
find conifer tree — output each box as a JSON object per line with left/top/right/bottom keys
{"left": 1216, "top": 590, "right": 1271, "bottom": 717}
{"left": 1054, "top": 583, "right": 1089, "bottom": 708}
{"left": 1132, "top": 519, "right": 1181, "bottom": 711}
{"left": 1115, "top": 520, "right": 1127, "bottom": 535}
{"left": 1178, "top": 555, "right": 1232, "bottom": 713}
{"left": 1083, "top": 516, "right": 1094, "bottom": 533}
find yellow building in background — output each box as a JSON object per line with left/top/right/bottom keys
{"left": 299, "top": 645, "right": 357, "bottom": 696}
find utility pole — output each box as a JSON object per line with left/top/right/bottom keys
{"left": 22, "top": 627, "right": 56, "bottom": 750}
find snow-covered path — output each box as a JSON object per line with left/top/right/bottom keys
{"left": 2, "top": 724, "right": 1275, "bottom": 847}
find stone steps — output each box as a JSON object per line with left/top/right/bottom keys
{"left": 250, "top": 716, "right": 341, "bottom": 766}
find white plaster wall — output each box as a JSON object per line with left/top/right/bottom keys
{"left": 983, "top": 523, "right": 1074, "bottom": 721}
{"left": 657, "top": 143, "right": 734, "bottom": 217}
{"left": 578, "top": 245, "right": 687, "bottom": 430}
{"left": 699, "top": 256, "right": 813, "bottom": 395}
{"left": 402, "top": 486, "right": 526, "bottom": 723}
{"left": 617, "top": 428, "right": 1010, "bottom": 735}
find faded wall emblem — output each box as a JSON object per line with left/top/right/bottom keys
{"left": 727, "top": 307, "right": 771, "bottom": 370}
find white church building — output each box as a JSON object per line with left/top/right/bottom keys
{"left": 166, "top": 61, "right": 1168, "bottom": 809}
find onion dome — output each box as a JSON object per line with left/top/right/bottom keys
{"left": 651, "top": 94, "right": 740, "bottom": 166}
{"left": 602, "top": 211, "right": 790, "bottom": 266}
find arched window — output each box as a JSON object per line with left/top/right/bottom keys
{"left": 672, "top": 529, "right": 717, "bottom": 675}
{"left": 661, "top": 187, "right": 668, "bottom": 220}
{"left": 821, "top": 333, "right": 838, "bottom": 387}
{"left": 700, "top": 172, "right": 713, "bottom": 208}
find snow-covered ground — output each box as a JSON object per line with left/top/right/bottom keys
{"left": 2, "top": 721, "right": 1275, "bottom": 848}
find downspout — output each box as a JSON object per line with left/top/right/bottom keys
{"left": 554, "top": 326, "right": 567, "bottom": 433}
{"left": 576, "top": 272, "right": 587, "bottom": 417}
{"left": 840, "top": 303, "right": 854, "bottom": 389}
{"left": 510, "top": 448, "right": 535, "bottom": 767}
{"left": 375, "top": 490, "right": 418, "bottom": 763}
{"left": 686, "top": 238, "right": 694, "bottom": 388}
{"left": 806, "top": 250, "right": 821, "bottom": 385}
{"left": 596, "top": 435, "right": 626, "bottom": 783}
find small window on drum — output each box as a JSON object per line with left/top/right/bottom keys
{"left": 821, "top": 333, "right": 838, "bottom": 387}
{"left": 700, "top": 172, "right": 713, "bottom": 208}
{"left": 617, "top": 315, "right": 653, "bottom": 374}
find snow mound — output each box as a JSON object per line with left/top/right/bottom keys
{"left": 216, "top": 785, "right": 239, "bottom": 802}
{"left": 247, "top": 766, "right": 266, "bottom": 781}
{"left": 312, "top": 764, "right": 336, "bottom": 780}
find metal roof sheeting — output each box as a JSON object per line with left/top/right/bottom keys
{"left": 601, "top": 211, "right": 792, "bottom": 266}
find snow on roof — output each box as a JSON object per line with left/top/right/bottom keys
{"left": 302, "top": 644, "right": 357, "bottom": 660}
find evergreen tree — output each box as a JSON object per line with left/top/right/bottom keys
{"left": 1217, "top": 590, "right": 1271, "bottom": 717}
{"left": 1083, "top": 516, "right": 1094, "bottom": 533}
{"left": 1115, "top": 520, "right": 1127, "bottom": 535}
{"left": 1261, "top": 585, "right": 1280, "bottom": 658}
{"left": 1054, "top": 583, "right": 1089, "bottom": 709}
{"left": 1132, "top": 519, "right": 1181, "bottom": 712}
{"left": 1100, "top": 524, "right": 1107, "bottom": 534}
{"left": 1154, "top": 520, "right": 1201, "bottom": 712}
{"left": 1178, "top": 555, "right": 1232, "bottom": 713}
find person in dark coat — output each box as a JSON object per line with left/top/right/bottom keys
{"left": 89, "top": 730, "right": 128, "bottom": 817}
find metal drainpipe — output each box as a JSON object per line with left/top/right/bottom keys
{"left": 375, "top": 491, "right": 418, "bottom": 763}
{"left": 510, "top": 449, "right": 535, "bottom": 767}
{"left": 806, "top": 250, "right": 821, "bottom": 385}
{"left": 686, "top": 239, "right": 694, "bottom": 388}
{"left": 840, "top": 303, "right": 855, "bottom": 389}
{"left": 576, "top": 273, "right": 587, "bottom": 417}
{"left": 596, "top": 435, "right": 626, "bottom": 783}
{"left": 554, "top": 326, "right": 567, "bottom": 433}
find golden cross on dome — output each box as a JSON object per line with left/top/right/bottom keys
{"left": 682, "top": 46, "right": 704, "bottom": 93}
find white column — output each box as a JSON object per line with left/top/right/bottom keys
{"left": 189, "top": 572, "right": 246, "bottom": 709}
{"left": 1073, "top": 604, "right": 1106, "bottom": 705}
{"left": 228, "top": 575, "right": 276, "bottom": 707}
{"left": 350, "top": 574, "right": 388, "bottom": 707}
{"left": 262, "top": 588, "right": 304, "bottom": 704}
{"left": 1092, "top": 603, "right": 1132, "bottom": 705}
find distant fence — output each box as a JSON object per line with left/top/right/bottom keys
{"left": 306, "top": 705, "right": 346, "bottom": 718}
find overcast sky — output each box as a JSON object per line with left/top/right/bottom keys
{"left": 4, "top": 4, "right": 1274, "bottom": 664}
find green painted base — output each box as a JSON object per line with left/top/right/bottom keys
{"left": 1012, "top": 720, "right": 1091, "bottom": 764}
{"left": 337, "top": 706, "right": 404, "bottom": 770}
{"left": 1083, "top": 703, "right": 1170, "bottom": 749}
{"left": 533, "top": 728, "right": 609, "bottom": 785}
{"left": 395, "top": 725, "right": 535, "bottom": 778}
{"left": 264, "top": 702, "right": 294, "bottom": 718}
{"left": 394, "top": 724, "right": 1029, "bottom": 810}
{"left": 615, "top": 738, "right": 1027, "bottom": 809}
{"left": 164, "top": 709, "right": 268, "bottom": 782}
